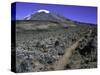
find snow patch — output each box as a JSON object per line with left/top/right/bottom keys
{"left": 37, "top": 9, "right": 50, "bottom": 13}
{"left": 24, "top": 14, "right": 31, "bottom": 20}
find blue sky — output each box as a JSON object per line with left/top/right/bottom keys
{"left": 12, "top": 2, "right": 97, "bottom": 24}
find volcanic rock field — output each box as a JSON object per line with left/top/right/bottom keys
{"left": 15, "top": 22, "right": 97, "bottom": 72}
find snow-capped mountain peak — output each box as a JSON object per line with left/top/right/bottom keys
{"left": 37, "top": 9, "right": 50, "bottom": 13}
{"left": 24, "top": 9, "right": 71, "bottom": 24}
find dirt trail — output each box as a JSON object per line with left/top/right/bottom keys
{"left": 49, "top": 30, "right": 92, "bottom": 70}
{"left": 52, "top": 38, "right": 82, "bottom": 70}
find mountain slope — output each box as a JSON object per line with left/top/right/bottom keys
{"left": 16, "top": 10, "right": 96, "bottom": 31}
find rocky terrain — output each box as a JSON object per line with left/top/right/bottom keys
{"left": 12, "top": 10, "right": 97, "bottom": 73}
{"left": 15, "top": 24, "right": 97, "bottom": 72}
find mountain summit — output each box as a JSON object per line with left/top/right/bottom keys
{"left": 37, "top": 9, "right": 50, "bottom": 13}
{"left": 24, "top": 9, "right": 71, "bottom": 24}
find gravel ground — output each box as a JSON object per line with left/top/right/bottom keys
{"left": 14, "top": 25, "right": 97, "bottom": 72}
